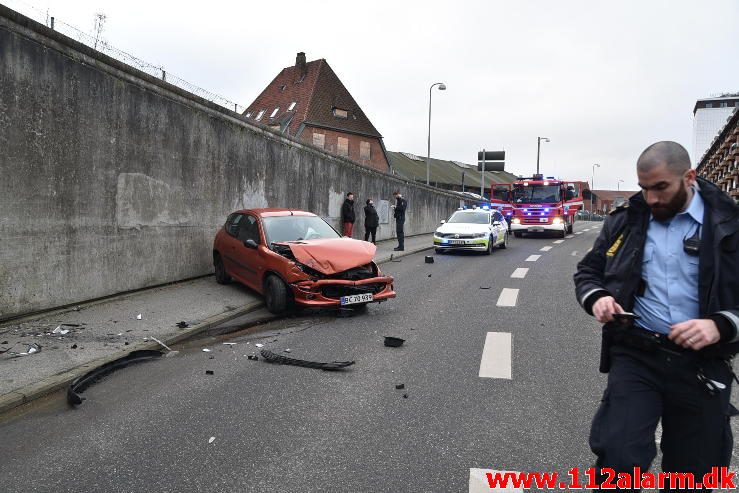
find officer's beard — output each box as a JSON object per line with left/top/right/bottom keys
{"left": 651, "top": 184, "right": 689, "bottom": 222}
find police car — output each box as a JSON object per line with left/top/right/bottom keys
{"left": 433, "top": 207, "right": 509, "bottom": 254}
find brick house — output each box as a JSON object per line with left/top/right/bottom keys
{"left": 243, "top": 52, "right": 389, "bottom": 172}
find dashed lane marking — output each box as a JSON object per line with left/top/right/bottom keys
{"left": 479, "top": 332, "right": 512, "bottom": 379}
{"left": 525, "top": 255, "right": 541, "bottom": 262}
{"left": 496, "top": 288, "right": 519, "bottom": 307}
{"left": 510, "top": 268, "right": 528, "bottom": 279}
{"left": 540, "top": 246, "right": 553, "bottom": 252}
{"left": 469, "top": 468, "right": 522, "bottom": 492}
{"left": 575, "top": 232, "right": 584, "bottom": 235}
{"left": 566, "top": 235, "right": 574, "bottom": 239}
{"left": 583, "top": 228, "right": 591, "bottom": 231}
{"left": 553, "top": 240, "right": 565, "bottom": 244}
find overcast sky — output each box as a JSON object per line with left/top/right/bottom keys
{"left": 6, "top": 0, "right": 738, "bottom": 190}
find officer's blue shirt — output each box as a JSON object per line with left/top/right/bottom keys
{"left": 633, "top": 189, "right": 703, "bottom": 334}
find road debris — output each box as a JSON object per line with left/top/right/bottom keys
{"left": 395, "top": 384, "right": 405, "bottom": 390}
{"left": 205, "top": 370, "right": 214, "bottom": 375}
{"left": 176, "top": 321, "right": 189, "bottom": 328}
{"left": 424, "top": 256, "right": 434, "bottom": 263}
{"left": 260, "top": 349, "right": 354, "bottom": 371}
{"left": 71, "top": 344, "right": 78, "bottom": 349}
{"left": 479, "top": 286, "right": 491, "bottom": 290}
{"left": 255, "top": 343, "right": 264, "bottom": 348}
{"left": 202, "top": 348, "right": 211, "bottom": 352}
{"left": 284, "top": 348, "right": 291, "bottom": 353}
{"left": 150, "top": 337, "right": 172, "bottom": 352}
{"left": 383, "top": 336, "right": 405, "bottom": 348}
{"left": 223, "top": 342, "right": 237, "bottom": 346}
{"left": 136, "top": 314, "right": 142, "bottom": 320}
{"left": 403, "top": 393, "right": 409, "bottom": 399}
{"left": 248, "top": 355, "right": 259, "bottom": 361}
{"left": 67, "top": 349, "right": 162, "bottom": 406}
{"left": 52, "top": 326, "right": 70, "bottom": 335}
{"left": 209, "top": 437, "right": 216, "bottom": 444}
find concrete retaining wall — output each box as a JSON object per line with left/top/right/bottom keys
{"left": 0, "top": 6, "right": 462, "bottom": 320}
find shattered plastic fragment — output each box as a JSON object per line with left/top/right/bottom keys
{"left": 202, "top": 348, "right": 211, "bottom": 352}
{"left": 260, "top": 349, "right": 354, "bottom": 371}
{"left": 395, "top": 384, "right": 405, "bottom": 390}
{"left": 208, "top": 437, "right": 216, "bottom": 444}
{"left": 284, "top": 349, "right": 291, "bottom": 353}
{"left": 136, "top": 314, "right": 142, "bottom": 320}
{"left": 223, "top": 343, "right": 237, "bottom": 346}
{"left": 255, "top": 343, "right": 264, "bottom": 348}
{"left": 176, "top": 321, "right": 189, "bottom": 328}
{"left": 205, "top": 370, "right": 214, "bottom": 375}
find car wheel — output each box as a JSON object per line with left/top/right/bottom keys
{"left": 214, "top": 254, "right": 231, "bottom": 284}
{"left": 499, "top": 232, "right": 508, "bottom": 249}
{"left": 514, "top": 231, "right": 523, "bottom": 238}
{"left": 484, "top": 237, "right": 493, "bottom": 255}
{"left": 264, "top": 275, "right": 292, "bottom": 315}
{"left": 567, "top": 223, "right": 574, "bottom": 234}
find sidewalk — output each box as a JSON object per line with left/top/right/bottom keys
{"left": 0, "top": 234, "right": 432, "bottom": 414}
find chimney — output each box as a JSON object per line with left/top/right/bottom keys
{"left": 295, "top": 52, "right": 307, "bottom": 80}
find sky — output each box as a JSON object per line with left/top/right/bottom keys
{"left": 5, "top": 0, "right": 738, "bottom": 190}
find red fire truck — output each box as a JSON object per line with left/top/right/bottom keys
{"left": 490, "top": 174, "right": 589, "bottom": 238}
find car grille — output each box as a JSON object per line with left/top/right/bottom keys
{"left": 522, "top": 217, "right": 551, "bottom": 225}
{"left": 438, "top": 233, "right": 477, "bottom": 239}
{"left": 321, "top": 283, "right": 386, "bottom": 299}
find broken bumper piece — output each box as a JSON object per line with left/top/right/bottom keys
{"left": 291, "top": 276, "right": 395, "bottom": 306}
{"left": 260, "top": 349, "right": 354, "bottom": 371}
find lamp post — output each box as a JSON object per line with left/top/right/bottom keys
{"left": 591, "top": 163, "right": 600, "bottom": 215}
{"left": 618, "top": 179, "right": 624, "bottom": 191}
{"left": 426, "top": 82, "right": 446, "bottom": 185}
{"left": 536, "top": 137, "right": 550, "bottom": 175}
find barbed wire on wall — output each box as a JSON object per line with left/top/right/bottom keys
{"left": 2, "top": 0, "right": 248, "bottom": 114}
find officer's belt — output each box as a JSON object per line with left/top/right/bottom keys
{"left": 609, "top": 324, "right": 689, "bottom": 355}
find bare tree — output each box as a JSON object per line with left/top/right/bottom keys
{"left": 93, "top": 12, "right": 106, "bottom": 50}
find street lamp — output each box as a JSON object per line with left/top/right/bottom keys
{"left": 618, "top": 179, "right": 624, "bottom": 191}
{"left": 591, "top": 163, "right": 600, "bottom": 215}
{"left": 536, "top": 137, "right": 550, "bottom": 175}
{"left": 426, "top": 82, "right": 446, "bottom": 185}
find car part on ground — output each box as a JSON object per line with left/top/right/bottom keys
{"left": 259, "top": 349, "right": 354, "bottom": 371}
{"left": 383, "top": 336, "right": 405, "bottom": 347}
{"left": 67, "top": 349, "right": 163, "bottom": 406}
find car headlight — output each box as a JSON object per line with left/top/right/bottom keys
{"left": 474, "top": 232, "right": 487, "bottom": 238}
{"left": 512, "top": 218, "right": 521, "bottom": 224}
{"left": 552, "top": 217, "right": 562, "bottom": 225}
{"left": 434, "top": 230, "right": 444, "bottom": 238}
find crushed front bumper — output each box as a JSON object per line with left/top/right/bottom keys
{"left": 291, "top": 276, "right": 396, "bottom": 307}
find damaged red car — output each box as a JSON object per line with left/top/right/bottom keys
{"left": 212, "top": 209, "right": 396, "bottom": 314}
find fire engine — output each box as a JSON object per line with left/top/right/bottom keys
{"left": 489, "top": 174, "right": 589, "bottom": 238}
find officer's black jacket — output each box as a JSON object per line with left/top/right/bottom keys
{"left": 341, "top": 199, "right": 355, "bottom": 223}
{"left": 574, "top": 178, "right": 739, "bottom": 368}
{"left": 364, "top": 205, "right": 379, "bottom": 228}
{"left": 394, "top": 197, "right": 407, "bottom": 221}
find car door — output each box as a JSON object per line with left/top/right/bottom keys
{"left": 234, "top": 214, "right": 263, "bottom": 289}
{"left": 492, "top": 211, "right": 505, "bottom": 245}
{"left": 221, "top": 213, "right": 249, "bottom": 282}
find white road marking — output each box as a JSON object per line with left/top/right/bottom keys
{"left": 575, "top": 232, "right": 584, "bottom": 235}
{"left": 510, "top": 268, "right": 528, "bottom": 279}
{"left": 540, "top": 246, "right": 553, "bottom": 252}
{"left": 470, "top": 468, "right": 522, "bottom": 492}
{"left": 583, "top": 228, "right": 591, "bottom": 232}
{"left": 479, "top": 332, "right": 512, "bottom": 379}
{"left": 566, "top": 235, "right": 574, "bottom": 239}
{"left": 553, "top": 239, "right": 565, "bottom": 244}
{"left": 496, "top": 288, "right": 519, "bottom": 307}
{"left": 525, "top": 255, "right": 541, "bottom": 262}
{"left": 571, "top": 251, "right": 578, "bottom": 256}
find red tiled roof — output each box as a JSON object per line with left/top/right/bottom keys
{"left": 244, "top": 54, "right": 382, "bottom": 139}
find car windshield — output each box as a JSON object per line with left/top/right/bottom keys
{"left": 513, "top": 184, "right": 560, "bottom": 204}
{"left": 262, "top": 215, "right": 340, "bottom": 244}
{"left": 447, "top": 211, "right": 490, "bottom": 224}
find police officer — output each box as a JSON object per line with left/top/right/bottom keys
{"left": 574, "top": 141, "right": 739, "bottom": 490}
{"left": 391, "top": 191, "right": 407, "bottom": 251}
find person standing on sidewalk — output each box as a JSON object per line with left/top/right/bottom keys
{"left": 574, "top": 141, "right": 739, "bottom": 490}
{"left": 341, "top": 192, "right": 355, "bottom": 237}
{"left": 391, "top": 191, "right": 407, "bottom": 251}
{"left": 364, "top": 198, "right": 379, "bottom": 244}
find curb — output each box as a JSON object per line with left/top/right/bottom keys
{"left": 0, "top": 238, "right": 433, "bottom": 416}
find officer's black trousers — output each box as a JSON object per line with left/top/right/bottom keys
{"left": 590, "top": 345, "right": 734, "bottom": 492}
{"left": 395, "top": 219, "right": 405, "bottom": 249}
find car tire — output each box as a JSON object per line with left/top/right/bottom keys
{"left": 484, "top": 237, "right": 493, "bottom": 255}
{"left": 514, "top": 231, "right": 523, "bottom": 238}
{"left": 499, "top": 232, "right": 508, "bottom": 249}
{"left": 559, "top": 228, "right": 567, "bottom": 238}
{"left": 567, "top": 223, "right": 574, "bottom": 234}
{"left": 214, "top": 254, "right": 231, "bottom": 284}
{"left": 264, "top": 275, "right": 292, "bottom": 315}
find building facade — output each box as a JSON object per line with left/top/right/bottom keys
{"left": 693, "top": 94, "right": 739, "bottom": 164}
{"left": 696, "top": 107, "right": 739, "bottom": 203}
{"left": 243, "top": 53, "right": 389, "bottom": 172}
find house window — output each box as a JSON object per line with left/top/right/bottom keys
{"left": 705, "top": 103, "right": 713, "bottom": 108}
{"left": 279, "top": 85, "right": 286, "bottom": 92}
{"left": 255, "top": 110, "right": 265, "bottom": 121}
{"left": 337, "top": 137, "right": 349, "bottom": 156}
{"left": 720, "top": 102, "right": 728, "bottom": 108}
{"left": 288, "top": 102, "right": 297, "bottom": 111}
{"left": 333, "top": 108, "right": 348, "bottom": 119}
{"left": 360, "top": 141, "right": 371, "bottom": 160}
{"left": 270, "top": 108, "right": 279, "bottom": 118}
{"left": 313, "top": 132, "right": 325, "bottom": 149}
{"left": 245, "top": 112, "right": 251, "bottom": 118}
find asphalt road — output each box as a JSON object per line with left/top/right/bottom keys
{"left": 1, "top": 222, "right": 736, "bottom": 492}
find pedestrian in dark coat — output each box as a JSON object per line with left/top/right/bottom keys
{"left": 392, "top": 191, "right": 407, "bottom": 251}
{"left": 341, "top": 192, "right": 355, "bottom": 237}
{"left": 364, "top": 199, "right": 379, "bottom": 244}
{"left": 573, "top": 141, "right": 739, "bottom": 488}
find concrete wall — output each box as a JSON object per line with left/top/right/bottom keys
{"left": 0, "top": 6, "right": 462, "bottom": 320}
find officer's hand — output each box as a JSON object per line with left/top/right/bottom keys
{"left": 592, "top": 296, "right": 624, "bottom": 323}
{"left": 669, "top": 319, "right": 720, "bottom": 350}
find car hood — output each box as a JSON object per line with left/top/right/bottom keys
{"left": 436, "top": 223, "right": 490, "bottom": 234}
{"left": 275, "top": 238, "right": 376, "bottom": 275}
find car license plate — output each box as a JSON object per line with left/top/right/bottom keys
{"left": 340, "top": 293, "right": 373, "bottom": 305}
{"left": 449, "top": 239, "right": 467, "bottom": 245}
{"left": 539, "top": 218, "right": 548, "bottom": 222}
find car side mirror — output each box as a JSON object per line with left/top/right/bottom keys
{"left": 243, "top": 239, "right": 258, "bottom": 249}
{"left": 440, "top": 220, "right": 446, "bottom": 224}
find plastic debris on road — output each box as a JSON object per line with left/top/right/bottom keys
{"left": 52, "top": 326, "right": 70, "bottom": 335}
{"left": 176, "top": 321, "right": 189, "bottom": 328}
{"left": 136, "top": 314, "right": 142, "bottom": 320}
{"left": 479, "top": 286, "right": 491, "bottom": 290}
{"left": 395, "top": 384, "right": 405, "bottom": 390}
{"left": 205, "top": 370, "right": 214, "bottom": 375}
{"left": 255, "top": 343, "right": 264, "bottom": 348}
{"left": 223, "top": 342, "right": 237, "bottom": 346}
{"left": 202, "top": 348, "right": 211, "bottom": 352}
{"left": 424, "top": 256, "right": 434, "bottom": 263}
{"left": 383, "top": 336, "right": 405, "bottom": 348}
{"left": 150, "top": 337, "right": 172, "bottom": 352}
{"left": 208, "top": 437, "right": 216, "bottom": 444}
{"left": 260, "top": 349, "right": 355, "bottom": 371}
{"left": 21, "top": 343, "right": 41, "bottom": 356}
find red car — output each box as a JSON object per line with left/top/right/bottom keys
{"left": 212, "top": 209, "right": 396, "bottom": 314}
